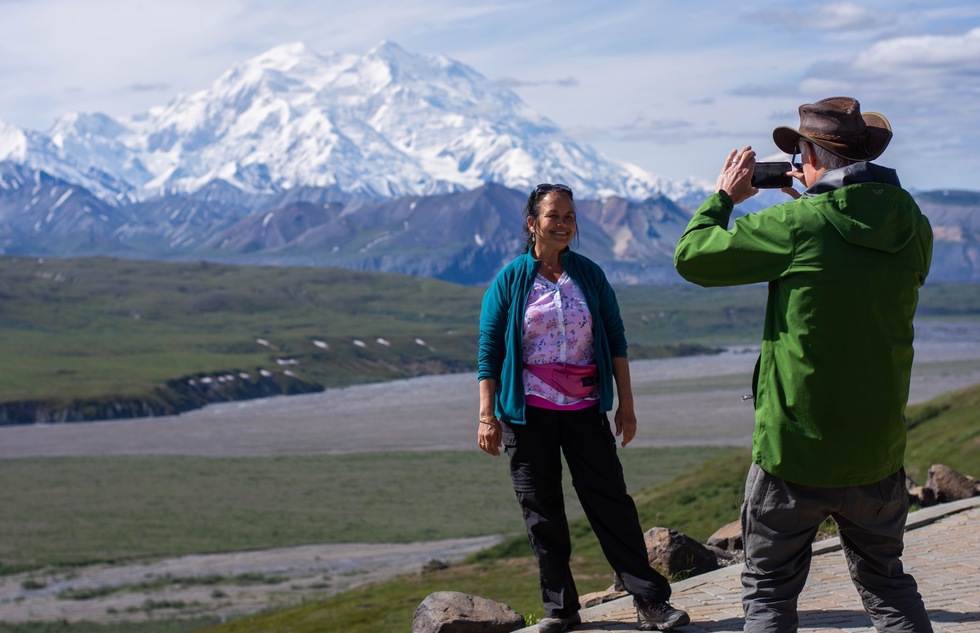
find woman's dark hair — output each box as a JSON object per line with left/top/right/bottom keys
{"left": 523, "top": 183, "right": 575, "bottom": 252}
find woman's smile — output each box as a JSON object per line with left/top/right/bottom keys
{"left": 531, "top": 193, "right": 577, "bottom": 249}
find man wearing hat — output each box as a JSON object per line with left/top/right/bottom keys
{"left": 674, "top": 97, "right": 934, "bottom": 632}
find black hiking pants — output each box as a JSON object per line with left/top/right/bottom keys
{"left": 501, "top": 404, "right": 671, "bottom": 618}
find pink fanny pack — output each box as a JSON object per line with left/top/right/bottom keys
{"left": 525, "top": 362, "right": 598, "bottom": 399}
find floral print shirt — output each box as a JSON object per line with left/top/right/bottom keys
{"left": 522, "top": 271, "right": 597, "bottom": 406}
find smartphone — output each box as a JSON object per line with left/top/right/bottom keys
{"left": 752, "top": 162, "right": 793, "bottom": 189}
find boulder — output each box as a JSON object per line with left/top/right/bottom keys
{"left": 907, "top": 484, "right": 937, "bottom": 508}
{"left": 643, "top": 527, "right": 718, "bottom": 579}
{"left": 705, "top": 544, "right": 742, "bottom": 567}
{"left": 926, "top": 464, "right": 980, "bottom": 503}
{"left": 413, "top": 591, "right": 525, "bottom": 633}
{"left": 707, "top": 519, "right": 742, "bottom": 551}
{"left": 422, "top": 559, "right": 449, "bottom": 573}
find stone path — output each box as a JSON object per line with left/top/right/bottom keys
{"left": 520, "top": 497, "right": 980, "bottom": 632}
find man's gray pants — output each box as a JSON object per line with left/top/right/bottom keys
{"left": 740, "top": 463, "right": 933, "bottom": 632}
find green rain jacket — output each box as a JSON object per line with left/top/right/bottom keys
{"left": 674, "top": 162, "right": 933, "bottom": 487}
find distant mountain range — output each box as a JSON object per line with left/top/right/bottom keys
{"left": 0, "top": 160, "right": 692, "bottom": 284}
{"left": 0, "top": 41, "right": 978, "bottom": 284}
{"left": 0, "top": 41, "right": 704, "bottom": 202}
{"left": 2, "top": 159, "right": 978, "bottom": 284}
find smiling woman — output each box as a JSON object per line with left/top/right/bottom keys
{"left": 525, "top": 182, "right": 577, "bottom": 282}
{"left": 476, "top": 182, "right": 691, "bottom": 631}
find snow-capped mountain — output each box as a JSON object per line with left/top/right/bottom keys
{"left": 0, "top": 117, "right": 135, "bottom": 202}
{"left": 4, "top": 42, "right": 979, "bottom": 286}
{"left": 5, "top": 41, "right": 703, "bottom": 202}
{"left": 0, "top": 120, "right": 26, "bottom": 159}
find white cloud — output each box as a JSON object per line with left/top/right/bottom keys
{"left": 0, "top": 0, "right": 245, "bottom": 125}
{"left": 745, "top": 2, "right": 896, "bottom": 33}
{"left": 852, "top": 27, "right": 980, "bottom": 75}
{"left": 797, "top": 27, "right": 980, "bottom": 118}
{"left": 814, "top": 3, "right": 895, "bottom": 30}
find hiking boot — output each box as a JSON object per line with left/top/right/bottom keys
{"left": 636, "top": 600, "right": 691, "bottom": 630}
{"left": 537, "top": 612, "right": 581, "bottom": 633}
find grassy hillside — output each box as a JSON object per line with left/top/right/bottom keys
{"left": 191, "top": 383, "right": 980, "bottom": 633}
{"left": 0, "top": 256, "right": 482, "bottom": 406}
{"left": 905, "top": 382, "right": 980, "bottom": 483}
{"left": 0, "top": 256, "right": 723, "bottom": 412}
{"left": 3, "top": 254, "right": 979, "bottom": 415}
{"left": 0, "top": 447, "right": 732, "bottom": 573}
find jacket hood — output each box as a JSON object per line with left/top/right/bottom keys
{"left": 802, "top": 162, "right": 922, "bottom": 254}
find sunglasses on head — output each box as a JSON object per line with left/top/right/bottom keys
{"left": 533, "top": 183, "right": 573, "bottom": 198}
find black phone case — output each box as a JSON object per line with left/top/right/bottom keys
{"left": 752, "top": 162, "right": 792, "bottom": 189}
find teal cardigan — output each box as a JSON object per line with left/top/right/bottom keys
{"left": 478, "top": 250, "right": 627, "bottom": 424}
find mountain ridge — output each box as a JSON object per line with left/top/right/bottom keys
{"left": 2, "top": 159, "right": 978, "bottom": 285}
{"left": 0, "top": 40, "right": 700, "bottom": 203}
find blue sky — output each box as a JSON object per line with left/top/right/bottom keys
{"left": 0, "top": 0, "right": 978, "bottom": 191}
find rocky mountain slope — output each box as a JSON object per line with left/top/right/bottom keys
{"left": 2, "top": 160, "right": 978, "bottom": 284}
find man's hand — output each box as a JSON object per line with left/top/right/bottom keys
{"left": 781, "top": 164, "right": 805, "bottom": 200}
{"left": 716, "top": 146, "right": 758, "bottom": 205}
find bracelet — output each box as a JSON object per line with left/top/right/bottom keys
{"left": 479, "top": 417, "right": 500, "bottom": 426}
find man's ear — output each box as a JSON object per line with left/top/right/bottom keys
{"left": 801, "top": 141, "right": 816, "bottom": 168}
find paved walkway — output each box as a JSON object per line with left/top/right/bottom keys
{"left": 522, "top": 496, "right": 980, "bottom": 633}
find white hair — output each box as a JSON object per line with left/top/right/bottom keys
{"left": 805, "top": 141, "right": 853, "bottom": 169}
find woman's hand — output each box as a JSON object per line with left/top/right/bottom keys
{"left": 611, "top": 357, "right": 637, "bottom": 447}
{"left": 478, "top": 378, "right": 501, "bottom": 456}
{"left": 614, "top": 405, "right": 637, "bottom": 447}
{"left": 478, "top": 417, "right": 502, "bottom": 456}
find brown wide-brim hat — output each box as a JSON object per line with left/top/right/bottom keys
{"left": 773, "top": 96, "right": 892, "bottom": 161}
